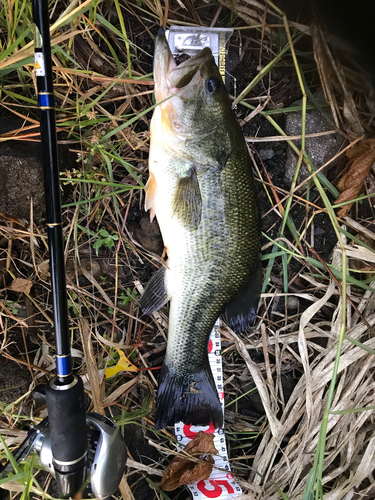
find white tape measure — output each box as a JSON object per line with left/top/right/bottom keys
{"left": 174, "top": 320, "right": 242, "bottom": 499}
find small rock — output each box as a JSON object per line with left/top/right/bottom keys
{"left": 314, "top": 227, "right": 325, "bottom": 236}
{"left": 0, "top": 358, "right": 31, "bottom": 404}
{"left": 0, "top": 114, "right": 74, "bottom": 220}
{"left": 0, "top": 152, "right": 46, "bottom": 219}
{"left": 284, "top": 88, "right": 345, "bottom": 190}
{"left": 259, "top": 149, "right": 275, "bottom": 160}
{"left": 131, "top": 213, "right": 164, "bottom": 255}
{"left": 287, "top": 295, "right": 299, "bottom": 313}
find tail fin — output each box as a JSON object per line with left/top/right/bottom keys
{"left": 154, "top": 363, "right": 223, "bottom": 429}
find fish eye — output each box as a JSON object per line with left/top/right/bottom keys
{"left": 206, "top": 76, "right": 221, "bottom": 93}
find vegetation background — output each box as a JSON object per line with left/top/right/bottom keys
{"left": 1, "top": 0, "right": 375, "bottom": 499}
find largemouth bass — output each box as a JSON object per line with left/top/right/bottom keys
{"left": 140, "top": 32, "right": 261, "bottom": 429}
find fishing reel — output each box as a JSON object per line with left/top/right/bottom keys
{"left": 0, "top": 379, "right": 127, "bottom": 499}
{"left": 34, "top": 412, "right": 127, "bottom": 498}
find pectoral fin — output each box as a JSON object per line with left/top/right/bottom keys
{"left": 139, "top": 265, "right": 170, "bottom": 315}
{"left": 171, "top": 167, "right": 202, "bottom": 230}
{"left": 222, "top": 259, "right": 262, "bottom": 333}
{"left": 145, "top": 173, "right": 157, "bottom": 222}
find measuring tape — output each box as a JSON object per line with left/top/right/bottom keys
{"left": 165, "top": 26, "right": 233, "bottom": 89}
{"left": 174, "top": 320, "right": 242, "bottom": 499}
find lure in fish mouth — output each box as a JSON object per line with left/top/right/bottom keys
{"left": 140, "top": 32, "right": 262, "bottom": 429}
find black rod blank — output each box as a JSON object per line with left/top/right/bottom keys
{"left": 31, "top": 0, "right": 72, "bottom": 382}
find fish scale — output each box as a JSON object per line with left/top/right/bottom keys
{"left": 140, "top": 33, "right": 261, "bottom": 429}
{"left": 165, "top": 154, "right": 259, "bottom": 372}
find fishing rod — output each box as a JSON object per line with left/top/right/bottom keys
{"left": 0, "top": 1, "right": 126, "bottom": 497}
{"left": 31, "top": 0, "right": 89, "bottom": 495}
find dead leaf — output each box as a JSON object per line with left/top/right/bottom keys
{"left": 9, "top": 278, "right": 32, "bottom": 294}
{"left": 160, "top": 431, "right": 218, "bottom": 491}
{"left": 105, "top": 347, "right": 138, "bottom": 378}
{"left": 37, "top": 260, "right": 50, "bottom": 280}
{"left": 335, "top": 139, "right": 375, "bottom": 217}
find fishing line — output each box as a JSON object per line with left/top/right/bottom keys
{"left": 227, "top": 69, "right": 237, "bottom": 109}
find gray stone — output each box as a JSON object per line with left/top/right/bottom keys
{"left": 314, "top": 227, "right": 325, "bottom": 236}
{"left": 0, "top": 114, "right": 74, "bottom": 220}
{"left": 0, "top": 357, "right": 31, "bottom": 404}
{"left": 259, "top": 148, "right": 275, "bottom": 160}
{"left": 131, "top": 213, "right": 164, "bottom": 255}
{"left": 0, "top": 152, "right": 46, "bottom": 219}
{"left": 284, "top": 88, "right": 345, "bottom": 190}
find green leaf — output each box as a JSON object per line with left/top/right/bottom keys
{"left": 93, "top": 239, "right": 103, "bottom": 255}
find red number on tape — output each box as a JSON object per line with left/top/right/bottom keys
{"left": 208, "top": 339, "right": 213, "bottom": 353}
{"left": 197, "top": 479, "right": 235, "bottom": 497}
{"left": 183, "top": 423, "right": 216, "bottom": 439}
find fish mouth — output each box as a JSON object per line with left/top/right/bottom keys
{"left": 154, "top": 33, "right": 214, "bottom": 101}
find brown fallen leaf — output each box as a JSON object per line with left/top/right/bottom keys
{"left": 160, "top": 431, "right": 218, "bottom": 491}
{"left": 9, "top": 278, "right": 32, "bottom": 295}
{"left": 335, "top": 139, "right": 375, "bottom": 217}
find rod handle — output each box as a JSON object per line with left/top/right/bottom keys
{"left": 45, "top": 376, "right": 88, "bottom": 497}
